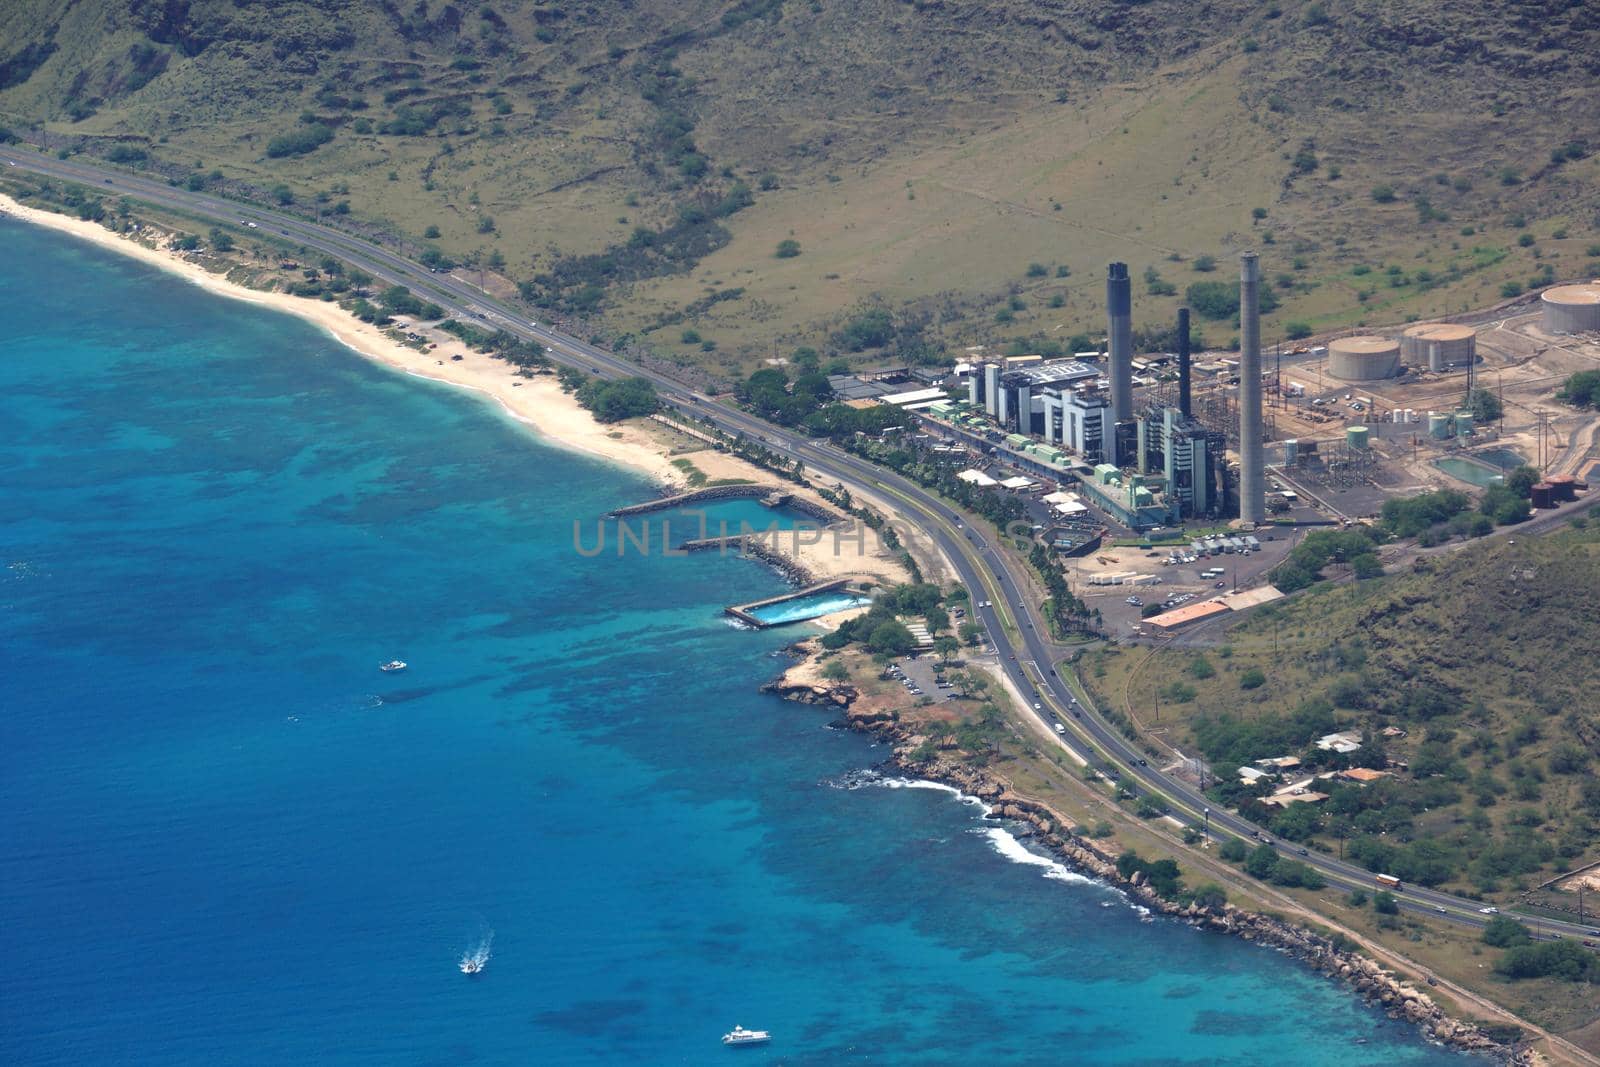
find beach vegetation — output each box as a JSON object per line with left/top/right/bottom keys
{"left": 820, "top": 659, "right": 849, "bottom": 682}
{"left": 574, "top": 376, "right": 660, "bottom": 423}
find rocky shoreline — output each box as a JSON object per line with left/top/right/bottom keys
{"left": 762, "top": 666, "right": 1525, "bottom": 1064}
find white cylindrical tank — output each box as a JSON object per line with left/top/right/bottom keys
{"left": 1328, "top": 336, "right": 1401, "bottom": 380}
{"left": 1541, "top": 283, "right": 1600, "bottom": 334}
{"left": 1401, "top": 323, "right": 1475, "bottom": 369}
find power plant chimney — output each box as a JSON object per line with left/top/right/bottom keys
{"left": 1176, "top": 306, "right": 1192, "bottom": 419}
{"left": 1107, "top": 262, "right": 1133, "bottom": 465}
{"left": 1238, "top": 252, "right": 1266, "bottom": 524}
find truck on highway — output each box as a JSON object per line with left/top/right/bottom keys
{"left": 1375, "top": 873, "right": 1402, "bottom": 889}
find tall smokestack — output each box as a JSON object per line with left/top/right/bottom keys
{"left": 1176, "top": 306, "right": 1192, "bottom": 419}
{"left": 1238, "top": 252, "right": 1265, "bottom": 524}
{"left": 1107, "top": 262, "right": 1133, "bottom": 464}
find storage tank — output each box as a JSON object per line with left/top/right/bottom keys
{"left": 1454, "top": 411, "right": 1474, "bottom": 436}
{"left": 1428, "top": 412, "right": 1452, "bottom": 439}
{"left": 1540, "top": 282, "right": 1600, "bottom": 334}
{"left": 1400, "top": 323, "right": 1476, "bottom": 369}
{"left": 1347, "top": 425, "right": 1370, "bottom": 450}
{"left": 1283, "top": 438, "right": 1299, "bottom": 464}
{"left": 1530, "top": 483, "right": 1554, "bottom": 509}
{"left": 1328, "top": 336, "right": 1402, "bottom": 380}
{"left": 1546, "top": 475, "right": 1577, "bottom": 502}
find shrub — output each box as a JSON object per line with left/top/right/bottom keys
{"left": 775, "top": 239, "right": 801, "bottom": 258}
{"left": 1482, "top": 915, "right": 1532, "bottom": 947}
{"left": 1373, "top": 891, "right": 1399, "bottom": 914}
{"left": 1371, "top": 185, "right": 1396, "bottom": 203}
{"left": 1239, "top": 668, "right": 1266, "bottom": 690}
{"left": 266, "top": 123, "right": 334, "bottom": 158}
{"left": 1285, "top": 322, "right": 1312, "bottom": 340}
{"left": 1219, "top": 837, "right": 1248, "bottom": 862}
{"left": 1193, "top": 255, "right": 1217, "bottom": 272}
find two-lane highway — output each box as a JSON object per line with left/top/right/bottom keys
{"left": 6, "top": 145, "right": 1595, "bottom": 943}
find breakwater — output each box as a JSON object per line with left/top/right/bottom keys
{"left": 724, "top": 578, "right": 853, "bottom": 627}
{"left": 608, "top": 483, "right": 840, "bottom": 523}
{"left": 762, "top": 667, "right": 1524, "bottom": 1064}
{"left": 684, "top": 534, "right": 817, "bottom": 587}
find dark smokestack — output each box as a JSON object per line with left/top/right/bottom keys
{"left": 1107, "top": 262, "right": 1133, "bottom": 464}
{"left": 1177, "top": 306, "right": 1192, "bottom": 419}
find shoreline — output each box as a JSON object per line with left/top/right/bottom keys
{"left": 0, "top": 191, "right": 912, "bottom": 587}
{"left": 762, "top": 651, "right": 1529, "bottom": 1064}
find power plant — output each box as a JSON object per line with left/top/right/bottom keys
{"left": 1400, "top": 323, "right": 1476, "bottom": 372}
{"left": 1237, "top": 252, "right": 1266, "bottom": 524}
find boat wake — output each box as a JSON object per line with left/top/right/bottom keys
{"left": 460, "top": 931, "right": 493, "bottom": 975}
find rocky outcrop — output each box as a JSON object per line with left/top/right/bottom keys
{"left": 762, "top": 658, "right": 1525, "bottom": 1063}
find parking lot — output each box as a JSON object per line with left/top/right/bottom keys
{"left": 1069, "top": 530, "right": 1300, "bottom": 636}
{"left": 885, "top": 654, "right": 960, "bottom": 702}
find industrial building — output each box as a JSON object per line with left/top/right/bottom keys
{"left": 1327, "top": 335, "right": 1403, "bottom": 381}
{"left": 966, "top": 357, "right": 1098, "bottom": 434}
{"left": 1399, "top": 323, "right": 1476, "bottom": 371}
{"left": 1540, "top": 282, "right": 1600, "bottom": 334}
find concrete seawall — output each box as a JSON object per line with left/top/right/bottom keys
{"left": 607, "top": 483, "right": 840, "bottom": 523}
{"left": 724, "top": 577, "right": 853, "bottom": 628}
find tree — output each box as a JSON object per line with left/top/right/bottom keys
{"left": 933, "top": 635, "right": 960, "bottom": 663}
{"left": 1373, "top": 891, "right": 1399, "bottom": 914}
{"left": 1482, "top": 915, "right": 1532, "bottom": 947}
{"left": 208, "top": 227, "right": 234, "bottom": 252}
{"left": 1219, "top": 837, "right": 1248, "bottom": 862}
{"left": 958, "top": 621, "right": 985, "bottom": 646}
{"left": 1504, "top": 465, "right": 1539, "bottom": 498}
{"left": 1467, "top": 388, "right": 1503, "bottom": 424}
{"left": 865, "top": 620, "right": 917, "bottom": 657}
{"left": 1245, "top": 844, "right": 1279, "bottom": 880}
{"left": 925, "top": 605, "right": 950, "bottom": 634}
{"left": 1558, "top": 369, "right": 1600, "bottom": 410}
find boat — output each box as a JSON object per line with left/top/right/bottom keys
{"left": 459, "top": 955, "right": 484, "bottom": 975}
{"left": 380, "top": 660, "right": 407, "bottom": 673}
{"left": 722, "top": 1026, "right": 770, "bottom": 1047}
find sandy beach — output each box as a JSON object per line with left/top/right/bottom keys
{"left": 0, "top": 192, "right": 912, "bottom": 586}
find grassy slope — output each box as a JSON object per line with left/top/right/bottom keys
{"left": 2, "top": 0, "right": 1598, "bottom": 377}
{"left": 1095, "top": 516, "right": 1600, "bottom": 897}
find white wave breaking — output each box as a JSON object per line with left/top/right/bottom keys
{"left": 978, "top": 826, "right": 1097, "bottom": 886}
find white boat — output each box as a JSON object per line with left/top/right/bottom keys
{"left": 722, "top": 1026, "right": 770, "bottom": 1047}
{"left": 380, "top": 660, "right": 407, "bottom": 673}
{"left": 459, "top": 955, "right": 484, "bottom": 975}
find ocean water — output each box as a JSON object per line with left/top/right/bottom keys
{"left": 0, "top": 220, "right": 1471, "bottom": 1066}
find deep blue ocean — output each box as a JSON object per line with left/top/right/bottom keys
{"left": 0, "top": 220, "right": 1470, "bottom": 1065}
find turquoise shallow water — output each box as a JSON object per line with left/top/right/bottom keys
{"left": 0, "top": 220, "right": 1471, "bottom": 1065}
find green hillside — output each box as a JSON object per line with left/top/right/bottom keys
{"left": 2, "top": 0, "right": 1598, "bottom": 379}
{"left": 1094, "top": 511, "right": 1600, "bottom": 901}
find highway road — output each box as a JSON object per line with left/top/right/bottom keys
{"left": 6, "top": 145, "right": 1596, "bottom": 944}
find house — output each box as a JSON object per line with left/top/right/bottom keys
{"left": 1339, "top": 768, "right": 1391, "bottom": 784}
{"left": 1315, "top": 731, "right": 1363, "bottom": 754}
{"left": 1238, "top": 766, "right": 1271, "bottom": 785}
{"left": 1261, "top": 790, "right": 1329, "bottom": 808}
{"left": 1255, "top": 756, "right": 1303, "bottom": 771}
{"left": 1380, "top": 725, "right": 1408, "bottom": 738}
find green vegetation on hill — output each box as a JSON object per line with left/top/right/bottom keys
{"left": 2, "top": 1, "right": 1595, "bottom": 377}
{"left": 1097, "top": 515, "right": 1600, "bottom": 896}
